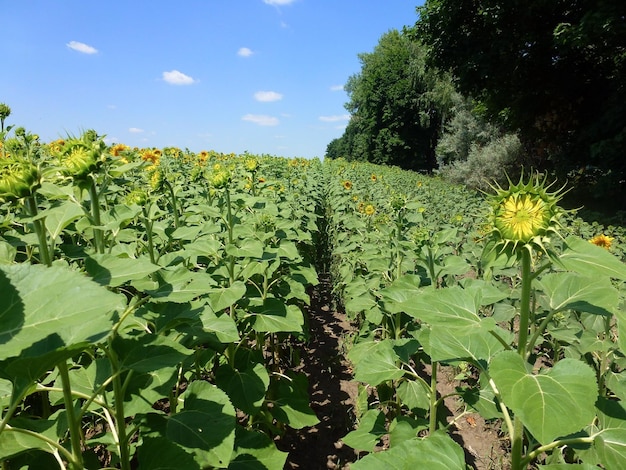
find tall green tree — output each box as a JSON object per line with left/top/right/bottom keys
{"left": 327, "top": 29, "right": 451, "bottom": 171}
{"left": 415, "top": 0, "right": 626, "bottom": 206}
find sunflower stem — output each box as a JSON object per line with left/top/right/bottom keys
{"left": 163, "top": 179, "right": 180, "bottom": 229}
{"left": 429, "top": 361, "right": 438, "bottom": 434}
{"left": 58, "top": 360, "right": 84, "bottom": 470}
{"left": 25, "top": 195, "right": 52, "bottom": 266}
{"left": 141, "top": 206, "right": 156, "bottom": 264}
{"left": 517, "top": 249, "right": 532, "bottom": 358}
{"left": 88, "top": 176, "right": 104, "bottom": 254}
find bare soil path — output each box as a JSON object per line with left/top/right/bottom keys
{"left": 277, "top": 274, "right": 360, "bottom": 469}
{"left": 278, "top": 273, "right": 509, "bottom": 469}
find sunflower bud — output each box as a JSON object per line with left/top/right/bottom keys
{"left": 149, "top": 167, "right": 164, "bottom": 192}
{"left": 126, "top": 188, "right": 148, "bottom": 206}
{"left": 0, "top": 159, "right": 41, "bottom": 202}
{"left": 61, "top": 146, "right": 98, "bottom": 180}
{"left": 489, "top": 174, "right": 565, "bottom": 252}
{"left": 210, "top": 170, "right": 231, "bottom": 189}
{"left": 390, "top": 194, "right": 407, "bottom": 211}
{"left": 244, "top": 157, "right": 259, "bottom": 172}
{"left": 58, "top": 131, "right": 107, "bottom": 180}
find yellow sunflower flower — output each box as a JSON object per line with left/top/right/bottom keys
{"left": 342, "top": 180, "right": 353, "bottom": 191}
{"left": 364, "top": 204, "right": 376, "bottom": 216}
{"left": 110, "top": 143, "right": 129, "bottom": 157}
{"left": 590, "top": 234, "right": 614, "bottom": 250}
{"left": 141, "top": 149, "right": 160, "bottom": 165}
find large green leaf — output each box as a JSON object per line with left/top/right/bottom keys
{"left": 207, "top": 281, "right": 247, "bottom": 313}
{"left": 388, "top": 416, "right": 428, "bottom": 448}
{"left": 248, "top": 299, "right": 304, "bottom": 333}
{"left": 391, "top": 285, "right": 482, "bottom": 328}
{"left": 123, "top": 367, "right": 178, "bottom": 417}
{"left": 396, "top": 380, "right": 430, "bottom": 412}
{"left": 490, "top": 351, "right": 598, "bottom": 444}
{"left": 145, "top": 267, "right": 216, "bottom": 303}
{"left": 428, "top": 324, "right": 507, "bottom": 366}
{"left": 537, "top": 272, "right": 619, "bottom": 315}
{"left": 117, "top": 334, "right": 191, "bottom": 373}
{"left": 215, "top": 362, "right": 270, "bottom": 415}
{"left": 606, "top": 369, "right": 626, "bottom": 403}
{"left": 342, "top": 409, "right": 388, "bottom": 452}
{"left": 269, "top": 372, "right": 319, "bottom": 429}
{"left": 200, "top": 305, "right": 240, "bottom": 343}
{"left": 167, "top": 381, "right": 236, "bottom": 468}
{"left": 49, "top": 358, "right": 111, "bottom": 410}
{"left": 226, "top": 239, "right": 264, "bottom": 259}
{"left": 615, "top": 307, "right": 626, "bottom": 355}
{"left": 352, "top": 340, "right": 404, "bottom": 386}
{"left": 0, "top": 420, "right": 57, "bottom": 459}
{"left": 0, "top": 264, "right": 123, "bottom": 361}
{"left": 377, "top": 274, "right": 423, "bottom": 307}
{"left": 0, "top": 377, "right": 12, "bottom": 409}
{"left": 558, "top": 236, "right": 626, "bottom": 280}
{"left": 593, "top": 398, "right": 626, "bottom": 469}
{"left": 350, "top": 432, "right": 466, "bottom": 469}
{"left": 42, "top": 200, "right": 85, "bottom": 241}
{"left": 137, "top": 437, "right": 200, "bottom": 470}
{"left": 229, "top": 428, "right": 288, "bottom": 470}
{"left": 85, "top": 253, "right": 160, "bottom": 287}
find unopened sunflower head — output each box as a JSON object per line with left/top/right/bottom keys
{"left": 210, "top": 170, "right": 231, "bottom": 190}
{"left": 61, "top": 146, "right": 98, "bottom": 179}
{"left": 0, "top": 158, "right": 41, "bottom": 202}
{"left": 488, "top": 173, "right": 566, "bottom": 254}
{"left": 244, "top": 157, "right": 259, "bottom": 172}
{"left": 149, "top": 167, "right": 164, "bottom": 192}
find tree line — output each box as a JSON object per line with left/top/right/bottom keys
{"left": 326, "top": 0, "right": 626, "bottom": 211}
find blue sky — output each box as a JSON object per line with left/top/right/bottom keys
{"left": 2, "top": 1, "right": 421, "bottom": 159}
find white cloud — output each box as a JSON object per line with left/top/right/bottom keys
{"left": 330, "top": 84, "right": 344, "bottom": 92}
{"left": 128, "top": 127, "right": 144, "bottom": 133}
{"left": 242, "top": 114, "right": 279, "bottom": 126}
{"left": 254, "top": 91, "right": 283, "bottom": 102}
{"left": 319, "top": 114, "right": 350, "bottom": 122}
{"left": 67, "top": 41, "right": 98, "bottom": 54}
{"left": 264, "top": 0, "right": 295, "bottom": 5}
{"left": 238, "top": 47, "right": 253, "bottom": 57}
{"left": 162, "top": 70, "right": 196, "bottom": 85}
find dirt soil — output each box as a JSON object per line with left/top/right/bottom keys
{"left": 277, "top": 273, "right": 509, "bottom": 470}
{"left": 277, "top": 274, "right": 361, "bottom": 469}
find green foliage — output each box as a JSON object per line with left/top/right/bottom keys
{"left": 1, "top": 128, "right": 626, "bottom": 468}
{"left": 324, "top": 158, "right": 626, "bottom": 469}
{"left": 327, "top": 30, "right": 452, "bottom": 171}
{"left": 415, "top": 0, "right": 626, "bottom": 207}
{"left": 0, "top": 134, "right": 324, "bottom": 468}
{"left": 438, "top": 132, "right": 522, "bottom": 191}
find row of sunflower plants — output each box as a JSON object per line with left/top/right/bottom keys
{"left": 0, "top": 127, "right": 324, "bottom": 469}
{"left": 325, "top": 159, "right": 626, "bottom": 469}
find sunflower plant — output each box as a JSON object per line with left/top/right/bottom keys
{"left": 335, "top": 168, "right": 626, "bottom": 469}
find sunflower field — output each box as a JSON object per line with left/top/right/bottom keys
{"left": 1, "top": 129, "right": 626, "bottom": 469}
